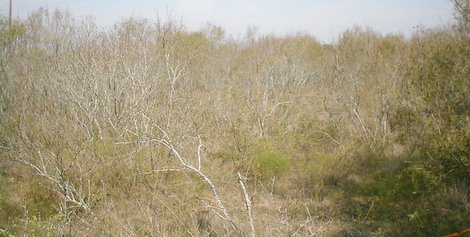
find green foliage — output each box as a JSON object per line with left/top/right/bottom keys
{"left": 25, "top": 181, "right": 58, "bottom": 218}
{"left": 399, "top": 28, "right": 470, "bottom": 186}
{"left": 337, "top": 26, "right": 470, "bottom": 235}
{"left": 25, "top": 215, "right": 58, "bottom": 237}
{"left": 0, "top": 17, "right": 21, "bottom": 46}
{"left": 0, "top": 166, "right": 59, "bottom": 236}
{"left": 0, "top": 184, "right": 21, "bottom": 232}
{"left": 251, "top": 141, "right": 291, "bottom": 180}
{"left": 293, "top": 153, "right": 340, "bottom": 198}
{"left": 407, "top": 31, "right": 469, "bottom": 122}
{"left": 424, "top": 133, "right": 470, "bottom": 186}
{"left": 332, "top": 151, "right": 470, "bottom": 236}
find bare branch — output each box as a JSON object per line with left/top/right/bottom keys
{"left": 238, "top": 172, "right": 256, "bottom": 237}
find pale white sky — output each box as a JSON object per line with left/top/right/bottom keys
{"left": 0, "top": 0, "right": 455, "bottom": 42}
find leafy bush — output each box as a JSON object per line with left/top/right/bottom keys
{"left": 251, "top": 141, "right": 291, "bottom": 180}
{"left": 399, "top": 28, "right": 470, "bottom": 185}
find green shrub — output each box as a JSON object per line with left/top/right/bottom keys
{"left": 330, "top": 150, "right": 470, "bottom": 236}
{"left": 252, "top": 142, "right": 291, "bottom": 180}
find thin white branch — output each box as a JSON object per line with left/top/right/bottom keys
{"left": 134, "top": 168, "right": 186, "bottom": 176}
{"left": 265, "top": 101, "right": 293, "bottom": 118}
{"left": 238, "top": 172, "right": 255, "bottom": 237}
{"left": 151, "top": 133, "right": 236, "bottom": 230}
{"left": 197, "top": 135, "right": 206, "bottom": 171}
{"left": 312, "top": 131, "right": 342, "bottom": 146}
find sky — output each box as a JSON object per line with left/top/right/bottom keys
{"left": 0, "top": 0, "right": 455, "bottom": 42}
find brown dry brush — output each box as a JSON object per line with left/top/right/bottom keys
{"left": 0, "top": 5, "right": 468, "bottom": 237}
